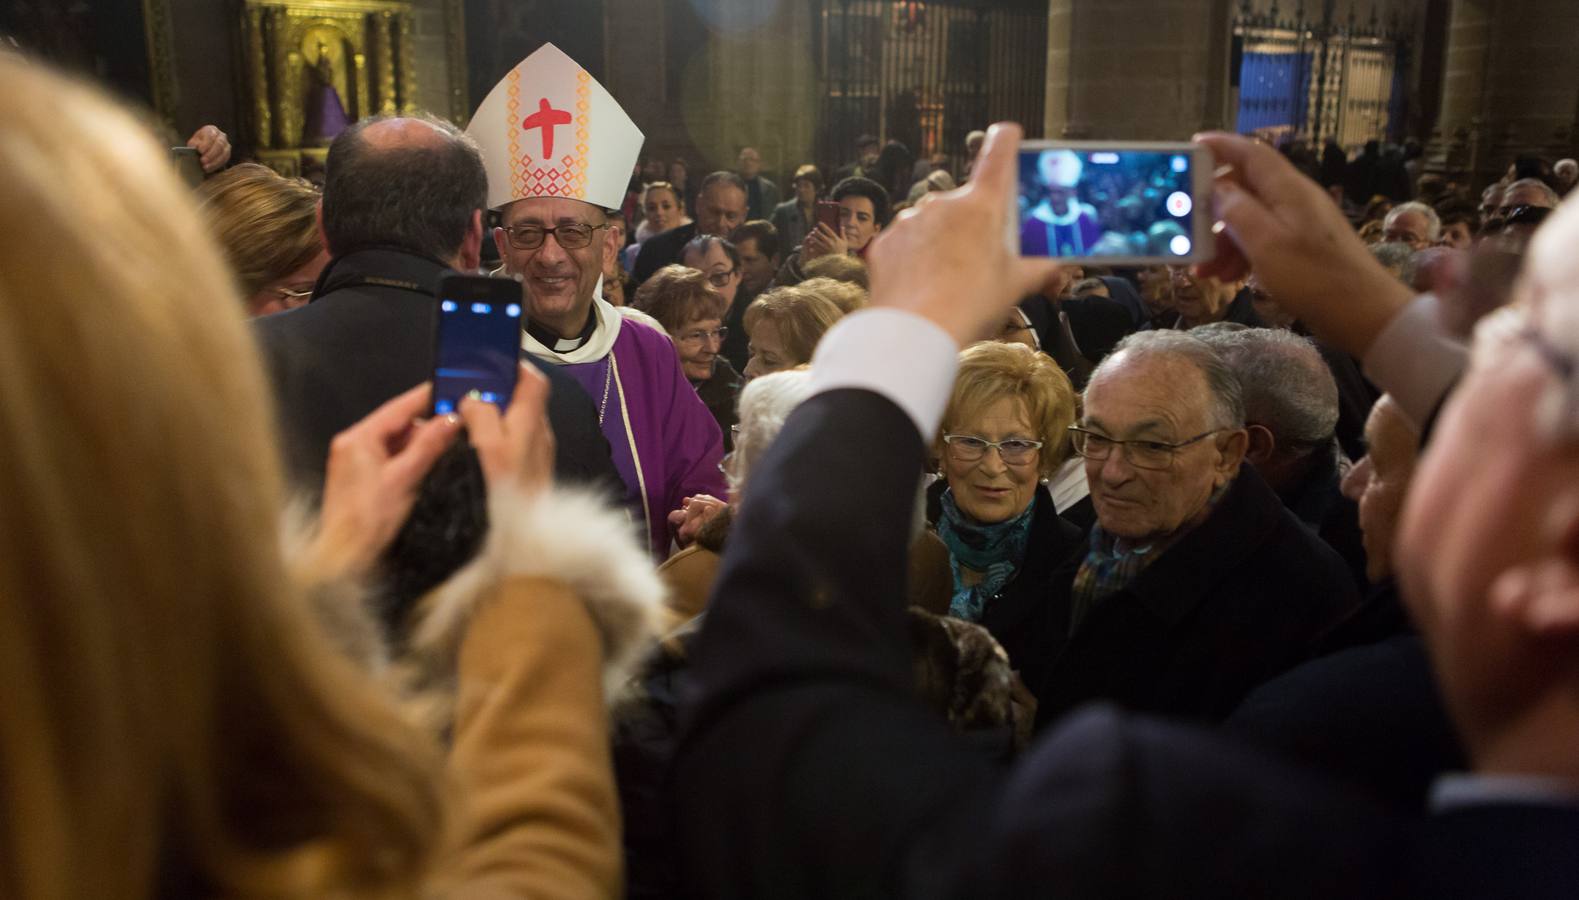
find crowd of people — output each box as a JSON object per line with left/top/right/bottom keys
{"left": 7, "top": 41, "right": 1579, "bottom": 899}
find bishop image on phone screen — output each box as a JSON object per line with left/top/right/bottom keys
{"left": 1017, "top": 144, "right": 1206, "bottom": 264}
{"left": 431, "top": 294, "right": 522, "bottom": 416}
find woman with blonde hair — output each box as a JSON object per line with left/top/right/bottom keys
{"left": 197, "top": 162, "right": 329, "bottom": 316}
{"left": 741, "top": 284, "right": 844, "bottom": 378}
{"left": 0, "top": 58, "right": 659, "bottom": 900}
{"left": 926, "top": 341, "right": 1086, "bottom": 706}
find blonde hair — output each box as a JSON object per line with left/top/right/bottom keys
{"left": 800, "top": 252, "right": 869, "bottom": 289}
{"left": 0, "top": 58, "right": 446, "bottom": 900}
{"left": 197, "top": 162, "right": 322, "bottom": 301}
{"left": 742, "top": 285, "right": 844, "bottom": 365}
{"left": 798, "top": 276, "right": 869, "bottom": 315}
{"left": 940, "top": 342, "right": 1078, "bottom": 477}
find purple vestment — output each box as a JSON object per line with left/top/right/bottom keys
{"left": 555, "top": 320, "right": 727, "bottom": 558}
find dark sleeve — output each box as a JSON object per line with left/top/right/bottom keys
{"left": 531, "top": 358, "right": 621, "bottom": 497}
{"left": 771, "top": 247, "right": 806, "bottom": 287}
{"left": 633, "top": 230, "right": 673, "bottom": 284}
{"left": 674, "top": 390, "right": 1004, "bottom": 899}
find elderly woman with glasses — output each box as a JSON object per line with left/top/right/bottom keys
{"left": 634, "top": 264, "right": 742, "bottom": 448}
{"left": 927, "top": 340, "right": 1085, "bottom": 705}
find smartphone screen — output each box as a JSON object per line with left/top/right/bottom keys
{"left": 1017, "top": 142, "right": 1212, "bottom": 265}
{"left": 431, "top": 275, "right": 522, "bottom": 416}
{"left": 816, "top": 199, "right": 841, "bottom": 232}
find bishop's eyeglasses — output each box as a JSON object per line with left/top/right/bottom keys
{"left": 499, "top": 222, "right": 610, "bottom": 250}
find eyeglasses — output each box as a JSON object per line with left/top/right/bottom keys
{"left": 941, "top": 433, "right": 1043, "bottom": 466}
{"left": 677, "top": 326, "right": 729, "bottom": 345}
{"left": 499, "top": 222, "right": 610, "bottom": 250}
{"left": 1479, "top": 205, "right": 1551, "bottom": 236}
{"left": 273, "top": 285, "right": 314, "bottom": 302}
{"left": 706, "top": 269, "right": 737, "bottom": 288}
{"left": 1067, "top": 425, "right": 1222, "bottom": 470}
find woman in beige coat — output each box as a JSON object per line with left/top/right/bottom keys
{"left": 0, "top": 56, "right": 659, "bottom": 900}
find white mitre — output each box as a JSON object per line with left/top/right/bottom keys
{"left": 466, "top": 43, "right": 644, "bottom": 211}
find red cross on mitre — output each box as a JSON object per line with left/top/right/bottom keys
{"left": 521, "top": 97, "right": 573, "bottom": 159}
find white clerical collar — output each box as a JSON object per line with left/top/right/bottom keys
{"left": 521, "top": 297, "right": 623, "bottom": 365}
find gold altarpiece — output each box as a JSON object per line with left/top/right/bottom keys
{"left": 241, "top": 0, "right": 420, "bottom": 176}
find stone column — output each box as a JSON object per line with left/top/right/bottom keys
{"left": 374, "top": 10, "right": 398, "bottom": 115}
{"left": 1433, "top": 0, "right": 1579, "bottom": 186}
{"left": 396, "top": 10, "right": 417, "bottom": 114}
{"left": 246, "top": 5, "right": 272, "bottom": 148}
{"left": 1045, "top": 0, "right": 1234, "bottom": 140}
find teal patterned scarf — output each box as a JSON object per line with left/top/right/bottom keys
{"left": 937, "top": 488, "right": 1037, "bottom": 623}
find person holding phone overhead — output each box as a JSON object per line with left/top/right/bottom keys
{"left": 772, "top": 175, "right": 890, "bottom": 286}
{"left": 469, "top": 44, "right": 727, "bottom": 559}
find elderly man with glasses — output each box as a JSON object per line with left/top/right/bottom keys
{"left": 1040, "top": 329, "right": 1359, "bottom": 726}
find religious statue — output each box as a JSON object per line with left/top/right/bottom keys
{"left": 303, "top": 40, "right": 349, "bottom": 146}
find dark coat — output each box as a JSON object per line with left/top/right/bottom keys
{"left": 720, "top": 283, "right": 757, "bottom": 373}
{"left": 1280, "top": 446, "right": 1370, "bottom": 591}
{"left": 252, "top": 248, "right": 616, "bottom": 492}
{"left": 1031, "top": 464, "right": 1359, "bottom": 729}
{"left": 673, "top": 387, "right": 1579, "bottom": 900}
{"left": 692, "top": 357, "right": 743, "bottom": 452}
{"left": 924, "top": 482, "right": 1085, "bottom": 702}
{"left": 769, "top": 198, "right": 811, "bottom": 252}
{"left": 632, "top": 221, "right": 698, "bottom": 284}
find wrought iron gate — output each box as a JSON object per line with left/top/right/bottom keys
{"left": 812, "top": 0, "right": 1047, "bottom": 179}
{"left": 1233, "top": 1, "right": 1412, "bottom": 150}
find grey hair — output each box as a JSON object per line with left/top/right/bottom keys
{"left": 1384, "top": 201, "right": 1442, "bottom": 242}
{"left": 1190, "top": 328, "right": 1338, "bottom": 451}
{"left": 1370, "top": 241, "right": 1414, "bottom": 277}
{"left": 1090, "top": 330, "right": 1245, "bottom": 430}
{"left": 729, "top": 368, "right": 816, "bottom": 495}
{"left": 1505, "top": 177, "right": 1562, "bottom": 208}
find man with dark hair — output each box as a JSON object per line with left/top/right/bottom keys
{"left": 771, "top": 164, "right": 822, "bottom": 251}
{"left": 723, "top": 220, "right": 780, "bottom": 369}
{"left": 633, "top": 171, "right": 749, "bottom": 283}
{"left": 773, "top": 176, "right": 889, "bottom": 285}
{"left": 834, "top": 133, "right": 881, "bottom": 183}
{"left": 1435, "top": 202, "right": 1477, "bottom": 250}
{"left": 253, "top": 114, "right": 612, "bottom": 491}
{"left": 736, "top": 147, "right": 780, "bottom": 220}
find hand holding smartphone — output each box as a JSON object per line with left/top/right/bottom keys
{"left": 431, "top": 273, "right": 523, "bottom": 416}
{"left": 815, "top": 199, "right": 841, "bottom": 234}
{"left": 1016, "top": 141, "right": 1213, "bottom": 265}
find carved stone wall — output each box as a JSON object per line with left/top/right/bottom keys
{"left": 1430, "top": 0, "right": 1579, "bottom": 188}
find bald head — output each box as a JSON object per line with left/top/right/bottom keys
{"left": 359, "top": 116, "right": 456, "bottom": 151}
{"left": 322, "top": 113, "right": 487, "bottom": 263}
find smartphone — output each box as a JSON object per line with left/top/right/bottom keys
{"left": 170, "top": 146, "right": 204, "bottom": 187}
{"left": 431, "top": 273, "right": 523, "bottom": 416}
{"left": 815, "top": 199, "right": 841, "bottom": 233}
{"left": 1016, "top": 141, "right": 1213, "bottom": 265}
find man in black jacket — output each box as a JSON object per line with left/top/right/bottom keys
{"left": 1050, "top": 329, "right": 1357, "bottom": 725}
{"left": 673, "top": 126, "right": 1579, "bottom": 898}
{"left": 252, "top": 114, "right": 615, "bottom": 493}
{"left": 631, "top": 171, "right": 748, "bottom": 284}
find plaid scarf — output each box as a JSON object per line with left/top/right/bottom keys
{"left": 1069, "top": 481, "right": 1233, "bottom": 634}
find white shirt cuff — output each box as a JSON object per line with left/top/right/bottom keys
{"left": 809, "top": 308, "right": 960, "bottom": 440}
{"left": 1362, "top": 292, "right": 1468, "bottom": 429}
